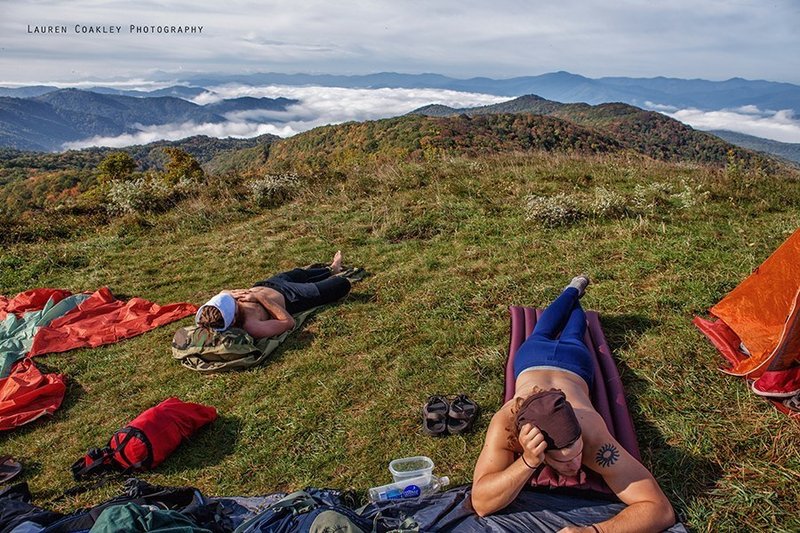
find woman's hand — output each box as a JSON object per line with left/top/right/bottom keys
{"left": 518, "top": 423, "right": 547, "bottom": 469}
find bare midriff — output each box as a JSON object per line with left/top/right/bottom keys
{"left": 514, "top": 367, "right": 593, "bottom": 410}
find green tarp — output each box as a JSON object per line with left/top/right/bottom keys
{"left": 90, "top": 502, "right": 212, "bottom": 533}
{"left": 0, "top": 293, "right": 90, "bottom": 378}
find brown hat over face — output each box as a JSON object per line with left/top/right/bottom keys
{"left": 515, "top": 389, "right": 582, "bottom": 450}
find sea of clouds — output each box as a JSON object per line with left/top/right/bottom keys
{"left": 647, "top": 102, "right": 800, "bottom": 144}
{"left": 62, "top": 85, "right": 508, "bottom": 149}
{"left": 61, "top": 85, "right": 800, "bottom": 150}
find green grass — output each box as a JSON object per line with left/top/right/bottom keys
{"left": 2, "top": 151, "right": 800, "bottom": 531}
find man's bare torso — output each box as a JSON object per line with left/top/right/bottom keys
{"left": 227, "top": 287, "right": 287, "bottom": 328}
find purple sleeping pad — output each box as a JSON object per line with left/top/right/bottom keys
{"left": 504, "top": 307, "right": 641, "bottom": 494}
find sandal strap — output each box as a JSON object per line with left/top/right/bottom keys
{"left": 424, "top": 411, "right": 447, "bottom": 421}
{"left": 448, "top": 395, "right": 478, "bottom": 419}
{"left": 422, "top": 396, "right": 449, "bottom": 420}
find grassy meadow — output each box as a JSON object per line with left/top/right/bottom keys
{"left": 2, "top": 149, "right": 800, "bottom": 531}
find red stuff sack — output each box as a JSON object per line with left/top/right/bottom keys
{"left": 71, "top": 397, "right": 217, "bottom": 479}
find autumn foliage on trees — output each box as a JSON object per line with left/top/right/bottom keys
{"left": 97, "top": 151, "right": 137, "bottom": 183}
{"left": 162, "top": 147, "right": 205, "bottom": 185}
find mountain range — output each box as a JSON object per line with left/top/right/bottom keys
{"left": 141, "top": 70, "right": 800, "bottom": 116}
{"left": 4, "top": 71, "right": 797, "bottom": 113}
{"left": 407, "top": 95, "right": 776, "bottom": 166}
{"left": 0, "top": 89, "right": 296, "bottom": 151}
{"left": 0, "top": 97, "right": 783, "bottom": 219}
{"left": 1, "top": 71, "right": 799, "bottom": 162}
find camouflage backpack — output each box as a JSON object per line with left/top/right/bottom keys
{"left": 173, "top": 326, "right": 258, "bottom": 358}
{"left": 171, "top": 307, "right": 316, "bottom": 374}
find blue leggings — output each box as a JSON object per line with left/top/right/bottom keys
{"left": 513, "top": 287, "right": 594, "bottom": 386}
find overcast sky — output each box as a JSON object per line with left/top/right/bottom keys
{"left": 1, "top": 0, "right": 798, "bottom": 85}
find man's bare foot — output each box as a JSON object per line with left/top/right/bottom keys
{"left": 330, "top": 250, "right": 343, "bottom": 274}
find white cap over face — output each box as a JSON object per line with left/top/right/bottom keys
{"left": 195, "top": 292, "right": 236, "bottom": 331}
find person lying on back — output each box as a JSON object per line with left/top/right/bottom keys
{"left": 472, "top": 275, "right": 675, "bottom": 533}
{"left": 195, "top": 251, "right": 350, "bottom": 339}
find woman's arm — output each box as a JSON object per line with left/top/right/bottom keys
{"left": 244, "top": 318, "right": 295, "bottom": 339}
{"left": 580, "top": 414, "right": 675, "bottom": 533}
{"left": 247, "top": 289, "right": 295, "bottom": 324}
{"left": 233, "top": 289, "right": 295, "bottom": 338}
{"left": 471, "top": 410, "right": 546, "bottom": 517}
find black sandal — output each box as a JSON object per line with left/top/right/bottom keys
{"left": 447, "top": 395, "right": 479, "bottom": 435}
{"left": 422, "top": 395, "right": 449, "bottom": 437}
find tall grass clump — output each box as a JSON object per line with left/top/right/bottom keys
{"left": 524, "top": 179, "right": 711, "bottom": 226}
{"left": 524, "top": 192, "right": 585, "bottom": 226}
{"left": 590, "top": 186, "right": 630, "bottom": 218}
{"left": 248, "top": 174, "right": 302, "bottom": 207}
{"left": 106, "top": 177, "right": 172, "bottom": 215}
{"left": 106, "top": 175, "right": 202, "bottom": 216}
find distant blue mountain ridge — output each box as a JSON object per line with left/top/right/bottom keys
{"left": 2, "top": 71, "right": 798, "bottom": 114}
{"left": 0, "top": 88, "right": 297, "bottom": 151}
{"left": 166, "top": 71, "right": 800, "bottom": 116}
{"left": 1, "top": 71, "right": 798, "bottom": 155}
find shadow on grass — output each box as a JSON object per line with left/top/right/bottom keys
{"left": 57, "top": 373, "right": 87, "bottom": 419}
{"left": 598, "top": 313, "right": 660, "bottom": 356}
{"left": 345, "top": 290, "right": 377, "bottom": 305}
{"left": 597, "top": 313, "right": 722, "bottom": 524}
{"left": 106, "top": 289, "right": 131, "bottom": 300}
{"left": 260, "top": 293, "right": 373, "bottom": 366}
{"left": 161, "top": 414, "right": 243, "bottom": 474}
{"left": 613, "top": 354, "right": 723, "bottom": 526}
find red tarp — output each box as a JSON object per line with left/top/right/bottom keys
{"left": 29, "top": 287, "right": 197, "bottom": 357}
{"left": 0, "top": 287, "right": 197, "bottom": 431}
{"left": 0, "top": 359, "right": 66, "bottom": 431}
{"left": 0, "top": 288, "right": 73, "bottom": 321}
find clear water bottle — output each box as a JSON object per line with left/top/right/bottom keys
{"left": 367, "top": 475, "right": 450, "bottom": 502}
{"left": 420, "top": 475, "right": 450, "bottom": 496}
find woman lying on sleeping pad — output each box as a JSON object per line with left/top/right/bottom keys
{"left": 472, "top": 275, "right": 676, "bottom": 533}
{"left": 195, "top": 251, "right": 351, "bottom": 339}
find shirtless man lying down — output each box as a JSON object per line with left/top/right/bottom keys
{"left": 195, "top": 251, "right": 351, "bottom": 338}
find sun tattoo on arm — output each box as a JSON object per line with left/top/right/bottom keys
{"left": 595, "top": 443, "right": 620, "bottom": 467}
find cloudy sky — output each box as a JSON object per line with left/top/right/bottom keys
{"left": 2, "top": 1, "right": 800, "bottom": 147}
{"left": 1, "top": 0, "right": 798, "bottom": 84}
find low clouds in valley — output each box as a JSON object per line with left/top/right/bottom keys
{"left": 62, "top": 85, "right": 508, "bottom": 149}
{"left": 662, "top": 106, "right": 800, "bottom": 144}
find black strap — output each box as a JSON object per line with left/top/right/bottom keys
{"left": 71, "top": 447, "right": 114, "bottom": 480}
{"left": 57, "top": 476, "right": 117, "bottom": 501}
{"left": 112, "top": 426, "right": 155, "bottom": 471}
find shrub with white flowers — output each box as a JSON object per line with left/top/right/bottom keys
{"left": 248, "top": 174, "right": 302, "bottom": 207}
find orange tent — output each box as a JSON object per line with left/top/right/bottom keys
{"left": 694, "top": 229, "right": 800, "bottom": 416}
